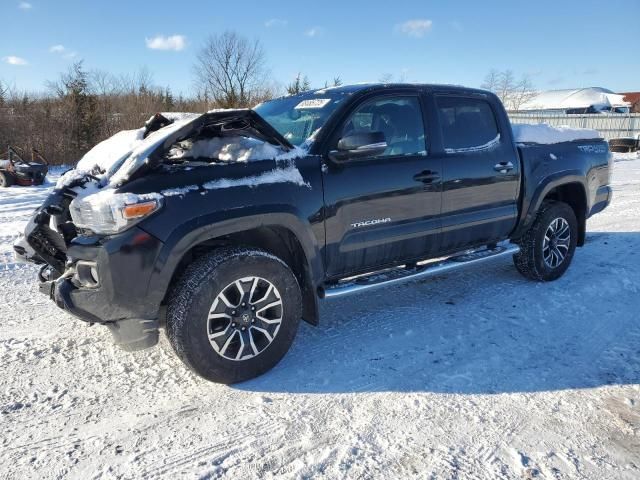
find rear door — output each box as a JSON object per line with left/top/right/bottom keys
{"left": 322, "top": 92, "right": 442, "bottom": 278}
{"left": 434, "top": 94, "right": 520, "bottom": 252}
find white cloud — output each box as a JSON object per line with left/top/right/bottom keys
{"left": 145, "top": 34, "right": 187, "bottom": 51}
{"left": 3, "top": 56, "right": 29, "bottom": 66}
{"left": 18, "top": 1, "right": 32, "bottom": 9}
{"left": 265, "top": 18, "right": 287, "bottom": 28}
{"left": 305, "top": 26, "right": 323, "bottom": 37}
{"left": 49, "top": 44, "right": 78, "bottom": 59}
{"left": 396, "top": 19, "right": 433, "bottom": 38}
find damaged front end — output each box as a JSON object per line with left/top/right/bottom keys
{"left": 14, "top": 108, "right": 299, "bottom": 352}
{"left": 14, "top": 174, "right": 163, "bottom": 351}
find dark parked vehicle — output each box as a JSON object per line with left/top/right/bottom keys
{"left": 0, "top": 146, "right": 48, "bottom": 187}
{"left": 15, "top": 84, "right": 613, "bottom": 383}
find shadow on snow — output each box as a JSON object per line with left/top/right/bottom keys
{"left": 237, "top": 232, "right": 640, "bottom": 395}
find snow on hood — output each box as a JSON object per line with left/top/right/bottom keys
{"left": 107, "top": 115, "right": 200, "bottom": 186}
{"left": 75, "top": 128, "right": 145, "bottom": 173}
{"left": 170, "top": 136, "right": 306, "bottom": 163}
{"left": 171, "top": 136, "right": 282, "bottom": 163}
{"left": 512, "top": 123, "right": 602, "bottom": 144}
{"left": 55, "top": 110, "right": 305, "bottom": 190}
{"left": 56, "top": 113, "right": 201, "bottom": 190}
{"left": 76, "top": 112, "right": 200, "bottom": 175}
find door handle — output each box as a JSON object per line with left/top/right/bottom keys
{"left": 494, "top": 161, "right": 514, "bottom": 173}
{"left": 414, "top": 170, "right": 440, "bottom": 183}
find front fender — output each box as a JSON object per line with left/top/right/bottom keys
{"left": 144, "top": 205, "right": 324, "bottom": 309}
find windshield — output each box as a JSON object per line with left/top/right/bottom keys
{"left": 254, "top": 92, "right": 348, "bottom": 146}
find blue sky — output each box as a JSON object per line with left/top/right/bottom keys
{"left": 1, "top": 0, "right": 639, "bottom": 95}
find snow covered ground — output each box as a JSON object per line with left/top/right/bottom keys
{"left": 1, "top": 155, "right": 639, "bottom": 479}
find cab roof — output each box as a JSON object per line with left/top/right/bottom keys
{"left": 298, "top": 82, "right": 491, "bottom": 98}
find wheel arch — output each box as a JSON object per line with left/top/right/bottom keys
{"left": 150, "top": 213, "right": 323, "bottom": 326}
{"left": 514, "top": 174, "right": 588, "bottom": 246}
{"left": 540, "top": 182, "right": 588, "bottom": 246}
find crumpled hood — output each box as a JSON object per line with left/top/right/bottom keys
{"left": 57, "top": 109, "right": 295, "bottom": 190}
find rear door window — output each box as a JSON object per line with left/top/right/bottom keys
{"left": 436, "top": 96, "right": 500, "bottom": 152}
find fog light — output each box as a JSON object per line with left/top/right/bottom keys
{"left": 74, "top": 261, "right": 100, "bottom": 288}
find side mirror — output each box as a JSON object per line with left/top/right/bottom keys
{"left": 329, "top": 131, "right": 387, "bottom": 162}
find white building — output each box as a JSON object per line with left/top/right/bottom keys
{"left": 519, "top": 87, "right": 630, "bottom": 114}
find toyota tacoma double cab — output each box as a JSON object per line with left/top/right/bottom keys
{"left": 14, "top": 84, "right": 613, "bottom": 383}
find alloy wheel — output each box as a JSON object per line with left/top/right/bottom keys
{"left": 206, "top": 276, "right": 283, "bottom": 361}
{"left": 542, "top": 217, "right": 571, "bottom": 268}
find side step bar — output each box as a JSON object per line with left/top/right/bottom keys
{"left": 320, "top": 243, "right": 520, "bottom": 299}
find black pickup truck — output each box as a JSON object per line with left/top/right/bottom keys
{"left": 15, "top": 84, "right": 612, "bottom": 383}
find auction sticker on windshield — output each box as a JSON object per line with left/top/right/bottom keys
{"left": 294, "top": 98, "right": 331, "bottom": 109}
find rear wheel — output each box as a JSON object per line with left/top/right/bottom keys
{"left": 513, "top": 201, "right": 578, "bottom": 281}
{"left": 166, "top": 247, "right": 302, "bottom": 384}
{"left": 0, "top": 171, "right": 15, "bottom": 187}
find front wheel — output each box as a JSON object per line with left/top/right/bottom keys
{"left": 513, "top": 201, "right": 578, "bottom": 281}
{"left": 166, "top": 247, "right": 302, "bottom": 384}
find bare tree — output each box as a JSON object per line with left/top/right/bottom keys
{"left": 509, "top": 75, "right": 536, "bottom": 111}
{"left": 323, "top": 76, "right": 342, "bottom": 88}
{"left": 89, "top": 69, "right": 120, "bottom": 97}
{"left": 286, "top": 73, "right": 311, "bottom": 95}
{"left": 480, "top": 69, "right": 500, "bottom": 92}
{"left": 0, "top": 80, "right": 7, "bottom": 106}
{"left": 496, "top": 70, "right": 516, "bottom": 104}
{"left": 193, "top": 31, "right": 269, "bottom": 108}
{"left": 378, "top": 71, "right": 408, "bottom": 83}
{"left": 481, "top": 69, "right": 536, "bottom": 111}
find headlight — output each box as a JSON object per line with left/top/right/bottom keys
{"left": 69, "top": 189, "right": 163, "bottom": 235}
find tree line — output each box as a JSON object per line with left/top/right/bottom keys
{"left": 0, "top": 29, "right": 535, "bottom": 166}
{"left": 0, "top": 63, "right": 209, "bottom": 166}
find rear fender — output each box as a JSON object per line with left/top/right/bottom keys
{"left": 512, "top": 172, "right": 588, "bottom": 240}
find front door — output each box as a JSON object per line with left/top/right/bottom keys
{"left": 322, "top": 93, "right": 442, "bottom": 278}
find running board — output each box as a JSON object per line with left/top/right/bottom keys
{"left": 320, "top": 243, "right": 520, "bottom": 299}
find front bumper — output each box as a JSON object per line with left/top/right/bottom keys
{"left": 40, "top": 276, "right": 101, "bottom": 322}
{"left": 36, "top": 226, "right": 166, "bottom": 350}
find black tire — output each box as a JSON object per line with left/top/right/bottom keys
{"left": 609, "top": 138, "right": 639, "bottom": 153}
{"left": 0, "top": 171, "right": 15, "bottom": 187}
{"left": 513, "top": 201, "right": 578, "bottom": 281}
{"left": 166, "top": 247, "right": 302, "bottom": 384}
